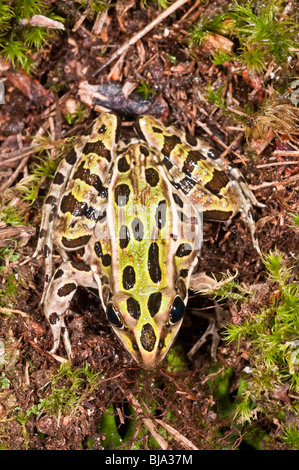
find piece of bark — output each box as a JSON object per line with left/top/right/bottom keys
{"left": 0, "top": 223, "right": 35, "bottom": 248}
{"left": 79, "top": 80, "right": 168, "bottom": 118}
{"left": 6, "top": 70, "right": 54, "bottom": 106}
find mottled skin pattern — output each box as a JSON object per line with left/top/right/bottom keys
{"left": 36, "top": 113, "right": 262, "bottom": 369}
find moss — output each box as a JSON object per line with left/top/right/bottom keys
{"left": 0, "top": 0, "right": 64, "bottom": 73}
{"left": 219, "top": 249, "right": 299, "bottom": 437}
{"left": 189, "top": 0, "right": 299, "bottom": 72}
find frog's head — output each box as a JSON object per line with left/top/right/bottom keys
{"left": 105, "top": 288, "right": 186, "bottom": 370}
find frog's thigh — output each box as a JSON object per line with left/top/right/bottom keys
{"left": 44, "top": 260, "right": 97, "bottom": 357}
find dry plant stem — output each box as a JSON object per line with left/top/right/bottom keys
{"left": 273, "top": 150, "right": 299, "bottom": 156}
{"left": 1, "top": 124, "right": 50, "bottom": 191}
{"left": 1, "top": 140, "right": 66, "bottom": 166}
{"left": 120, "top": 388, "right": 169, "bottom": 450}
{"left": 250, "top": 174, "right": 299, "bottom": 190}
{"left": 0, "top": 307, "right": 29, "bottom": 317}
{"left": 154, "top": 419, "right": 199, "bottom": 450}
{"left": 178, "top": 0, "right": 202, "bottom": 23}
{"left": 256, "top": 161, "right": 299, "bottom": 168}
{"left": 93, "top": 0, "right": 190, "bottom": 76}
{"left": 0, "top": 156, "right": 29, "bottom": 192}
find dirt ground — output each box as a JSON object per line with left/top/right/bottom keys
{"left": 0, "top": 0, "right": 298, "bottom": 450}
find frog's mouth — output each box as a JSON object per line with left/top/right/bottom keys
{"left": 111, "top": 319, "right": 183, "bottom": 370}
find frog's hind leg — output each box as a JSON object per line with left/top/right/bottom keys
{"left": 43, "top": 260, "right": 98, "bottom": 358}
{"left": 34, "top": 156, "right": 74, "bottom": 304}
{"left": 224, "top": 166, "right": 265, "bottom": 255}
{"left": 35, "top": 112, "right": 121, "bottom": 303}
{"left": 137, "top": 115, "right": 264, "bottom": 254}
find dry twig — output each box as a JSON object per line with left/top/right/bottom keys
{"left": 93, "top": 0, "right": 190, "bottom": 76}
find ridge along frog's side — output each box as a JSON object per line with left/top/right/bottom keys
{"left": 35, "top": 112, "right": 263, "bottom": 369}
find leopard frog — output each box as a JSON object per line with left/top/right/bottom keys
{"left": 36, "top": 113, "right": 262, "bottom": 369}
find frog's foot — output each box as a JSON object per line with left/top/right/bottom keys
{"left": 227, "top": 167, "right": 265, "bottom": 255}
{"left": 49, "top": 316, "right": 73, "bottom": 359}
{"left": 189, "top": 269, "right": 238, "bottom": 295}
{"left": 187, "top": 302, "right": 226, "bottom": 361}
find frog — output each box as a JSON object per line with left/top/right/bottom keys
{"left": 35, "top": 112, "right": 263, "bottom": 369}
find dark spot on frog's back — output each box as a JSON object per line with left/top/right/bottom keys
{"left": 175, "top": 243, "right": 192, "bottom": 258}
{"left": 73, "top": 161, "right": 104, "bottom": 193}
{"left": 60, "top": 193, "right": 87, "bottom": 217}
{"left": 131, "top": 217, "right": 144, "bottom": 242}
{"left": 49, "top": 312, "right": 59, "bottom": 325}
{"left": 148, "top": 292, "right": 162, "bottom": 317}
{"left": 148, "top": 242, "right": 161, "bottom": 283}
{"left": 45, "top": 195, "right": 56, "bottom": 206}
{"left": 183, "top": 150, "right": 206, "bottom": 176}
{"left": 83, "top": 140, "right": 111, "bottom": 162}
{"left": 145, "top": 168, "right": 159, "bottom": 187}
{"left": 98, "top": 124, "right": 107, "bottom": 134}
{"left": 155, "top": 201, "right": 167, "bottom": 230}
{"left": 123, "top": 266, "right": 136, "bottom": 290}
{"left": 117, "top": 156, "right": 130, "bottom": 173}
{"left": 71, "top": 260, "right": 90, "bottom": 271}
{"left": 205, "top": 169, "right": 229, "bottom": 195}
{"left": 39, "top": 228, "right": 46, "bottom": 239}
{"left": 44, "top": 244, "right": 51, "bottom": 258}
{"left": 173, "top": 193, "right": 184, "bottom": 208}
{"left": 66, "top": 148, "right": 77, "bottom": 165}
{"left": 127, "top": 297, "right": 141, "bottom": 320}
{"left": 162, "top": 134, "right": 181, "bottom": 157}
{"left": 203, "top": 209, "right": 232, "bottom": 221}
{"left": 119, "top": 225, "right": 130, "bottom": 249}
{"left": 49, "top": 206, "right": 57, "bottom": 222}
{"left": 62, "top": 234, "right": 91, "bottom": 248}
{"left": 114, "top": 184, "right": 131, "bottom": 206}
{"left": 54, "top": 268, "right": 64, "bottom": 280}
{"left": 179, "top": 269, "right": 188, "bottom": 278}
{"left": 185, "top": 132, "right": 197, "bottom": 147}
{"left": 53, "top": 172, "right": 65, "bottom": 185}
{"left": 140, "top": 145, "right": 149, "bottom": 157}
{"left": 152, "top": 126, "right": 163, "bottom": 133}
{"left": 57, "top": 282, "right": 77, "bottom": 297}
{"left": 140, "top": 323, "right": 156, "bottom": 352}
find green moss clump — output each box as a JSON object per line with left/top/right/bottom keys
{"left": 0, "top": 0, "right": 64, "bottom": 72}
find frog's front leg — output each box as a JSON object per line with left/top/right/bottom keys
{"left": 187, "top": 270, "right": 237, "bottom": 360}
{"left": 44, "top": 260, "right": 98, "bottom": 358}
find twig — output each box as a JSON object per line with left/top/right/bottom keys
{"left": 196, "top": 119, "right": 247, "bottom": 163}
{"left": 273, "top": 150, "right": 299, "bottom": 157}
{"left": 0, "top": 156, "right": 29, "bottom": 192}
{"left": 0, "top": 307, "right": 29, "bottom": 317}
{"left": 219, "top": 132, "right": 244, "bottom": 160}
{"left": 120, "top": 388, "right": 169, "bottom": 450}
{"left": 93, "top": 0, "right": 190, "bottom": 76}
{"left": 154, "top": 419, "right": 200, "bottom": 450}
{"left": 0, "top": 140, "right": 66, "bottom": 166}
{"left": 256, "top": 161, "right": 299, "bottom": 169}
{"left": 177, "top": 0, "right": 201, "bottom": 23}
{"left": 249, "top": 174, "right": 299, "bottom": 190}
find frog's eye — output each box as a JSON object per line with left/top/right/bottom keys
{"left": 107, "top": 303, "right": 123, "bottom": 329}
{"left": 169, "top": 296, "right": 185, "bottom": 325}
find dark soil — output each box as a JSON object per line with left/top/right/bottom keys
{"left": 0, "top": 0, "right": 298, "bottom": 451}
